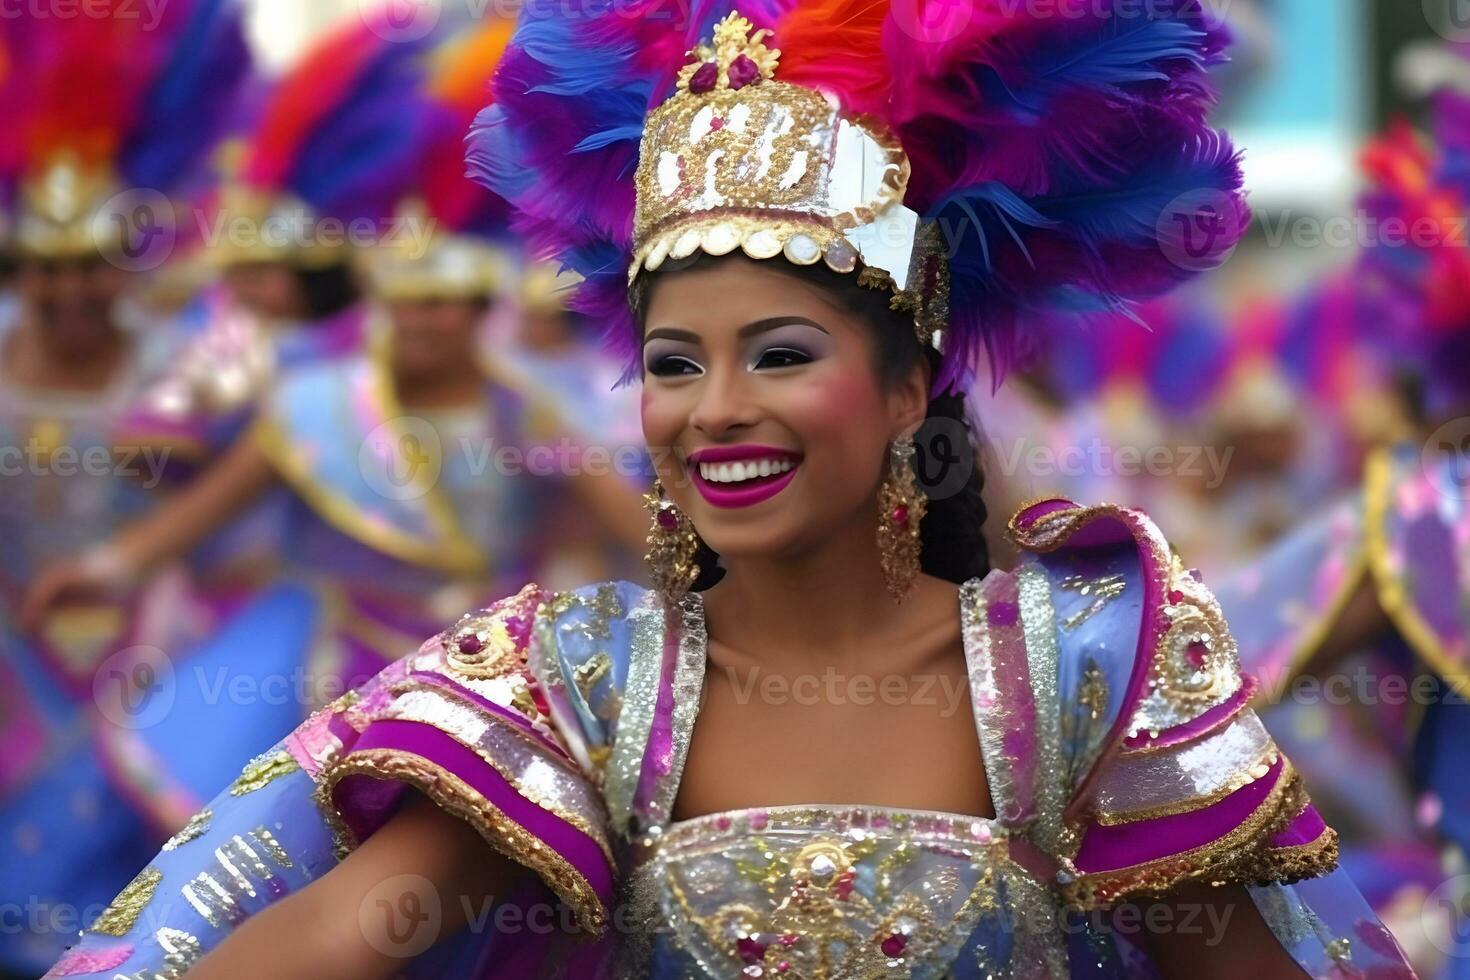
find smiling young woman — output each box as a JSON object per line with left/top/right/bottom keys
{"left": 46, "top": 2, "right": 1415, "bottom": 978}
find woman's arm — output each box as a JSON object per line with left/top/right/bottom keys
{"left": 188, "top": 794, "right": 511, "bottom": 980}
{"left": 22, "top": 434, "right": 278, "bottom": 629}
{"left": 1137, "top": 884, "right": 1306, "bottom": 980}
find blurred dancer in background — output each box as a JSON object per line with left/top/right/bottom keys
{"left": 23, "top": 15, "right": 648, "bottom": 843}
{"left": 0, "top": 1, "right": 252, "bottom": 973}
{"left": 1220, "top": 73, "right": 1470, "bottom": 976}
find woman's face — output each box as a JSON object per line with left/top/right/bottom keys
{"left": 641, "top": 256, "right": 926, "bottom": 563}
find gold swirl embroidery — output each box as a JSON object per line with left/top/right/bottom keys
{"left": 1060, "top": 574, "right": 1127, "bottom": 630}
{"left": 442, "top": 584, "right": 547, "bottom": 681}
{"left": 657, "top": 808, "right": 1008, "bottom": 979}
{"left": 89, "top": 867, "right": 163, "bottom": 937}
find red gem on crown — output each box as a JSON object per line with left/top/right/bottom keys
{"left": 688, "top": 61, "right": 718, "bottom": 93}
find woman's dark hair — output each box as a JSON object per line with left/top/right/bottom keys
{"left": 637, "top": 252, "right": 991, "bottom": 587}
{"left": 295, "top": 260, "right": 361, "bottom": 320}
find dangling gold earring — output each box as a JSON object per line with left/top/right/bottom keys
{"left": 877, "top": 435, "right": 927, "bottom": 603}
{"left": 644, "top": 478, "right": 700, "bottom": 602}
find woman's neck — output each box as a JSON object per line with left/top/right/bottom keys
{"left": 704, "top": 512, "right": 949, "bottom": 668}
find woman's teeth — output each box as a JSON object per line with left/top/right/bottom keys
{"left": 698, "top": 458, "right": 795, "bottom": 484}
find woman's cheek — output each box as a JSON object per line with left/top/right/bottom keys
{"left": 640, "top": 384, "right": 688, "bottom": 459}
{"left": 779, "top": 365, "right": 885, "bottom": 440}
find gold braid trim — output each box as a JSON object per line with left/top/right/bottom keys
{"left": 318, "top": 748, "right": 609, "bottom": 936}
{"left": 1061, "top": 760, "right": 1338, "bottom": 910}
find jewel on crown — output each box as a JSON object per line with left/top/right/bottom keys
{"left": 676, "top": 12, "right": 781, "bottom": 94}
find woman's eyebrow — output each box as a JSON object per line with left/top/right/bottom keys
{"left": 644, "top": 316, "right": 829, "bottom": 346}
{"left": 738, "top": 316, "right": 828, "bottom": 339}
{"left": 643, "top": 327, "right": 701, "bottom": 344}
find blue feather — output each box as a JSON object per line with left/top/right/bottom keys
{"left": 120, "top": 0, "right": 251, "bottom": 190}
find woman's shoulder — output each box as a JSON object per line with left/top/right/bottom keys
{"left": 983, "top": 498, "right": 1337, "bottom": 907}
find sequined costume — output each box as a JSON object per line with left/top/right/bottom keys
{"left": 45, "top": 499, "right": 1412, "bottom": 978}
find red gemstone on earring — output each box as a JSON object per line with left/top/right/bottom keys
{"left": 881, "top": 934, "right": 907, "bottom": 957}
{"left": 689, "top": 61, "right": 718, "bottom": 93}
{"left": 657, "top": 508, "right": 679, "bottom": 532}
{"left": 891, "top": 506, "right": 909, "bottom": 526}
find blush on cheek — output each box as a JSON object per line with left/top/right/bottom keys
{"left": 786, "top": 367, "right": 886, "bottom": 437}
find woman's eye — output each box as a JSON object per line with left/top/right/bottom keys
{"left": 647, "top": 354, "right": 703, "bottom": 377}
{"left": 752, "top": 348, "right": 811, "bottom": 370}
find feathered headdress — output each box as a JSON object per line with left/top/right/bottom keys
{"left": 366, "top": 17, "right": 517, "bottom": 301}
{"left": 0, "top": 0, "right": 251, "bottom": 257}
{"left": 469, "top": 0, "right": 1248, "bottom": 391}
{"left": 212, "top": 7, "right": 453, "bottom": 266}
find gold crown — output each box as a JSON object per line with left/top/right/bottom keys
{"left": 208, "top": 141, "right": 343, "bottom": 270}
{"left": 16, "top": 155, "right": 122, "bottom": 259}
{"left": 631, "top": 12, "right": 947, "bottom": 347}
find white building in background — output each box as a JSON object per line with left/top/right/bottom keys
{"left": 246, "top": 0, "right": 364, "bottom": 71}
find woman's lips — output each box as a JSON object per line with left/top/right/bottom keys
{"left": 687, "top": 445, "right": 802, "bottom": 509}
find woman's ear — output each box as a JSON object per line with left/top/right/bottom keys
{"left": 888, "top": 354, "right": 932, "bottom": 439}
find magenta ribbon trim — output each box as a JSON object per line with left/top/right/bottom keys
{"left": 1269, "top": 803, "right": 1327, "bottom": 849}
{"left": 1074, "top": 757, "right": 1285, "bottom": 874}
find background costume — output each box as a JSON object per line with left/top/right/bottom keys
{"left": 0, "top": 1, "right": 252, "bottom": 972}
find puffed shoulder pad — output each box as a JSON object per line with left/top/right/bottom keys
{"left": 1006, "top": 500, "right": 1338, "bottom": 909}
{"left": 312, "top": 584, "right": 616, "bottom": 935}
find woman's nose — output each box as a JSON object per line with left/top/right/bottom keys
{"left": 689, "top": 366, "right": 760, "bottom": 439}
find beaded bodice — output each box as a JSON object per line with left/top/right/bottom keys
{"left": 631, "top": 804, "right": 1064, "bottom": 979}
